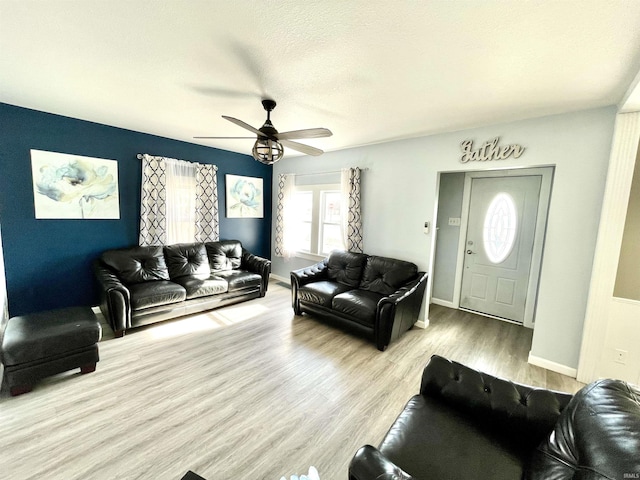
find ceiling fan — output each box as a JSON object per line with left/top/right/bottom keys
{"left": 194, "top": 99, "right": 332, "bottom": 165}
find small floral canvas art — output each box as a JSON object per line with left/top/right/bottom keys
{"left": 225, "top": 174, "right": 263, "bottom": 218}
{"left": 30, "top": 149, "right": 120, "bottom": 219}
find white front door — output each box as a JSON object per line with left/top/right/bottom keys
{"left": 460, "top": 175, "right": 542, "bottom": 323}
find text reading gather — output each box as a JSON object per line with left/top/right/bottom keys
{"left": 460, "top": 137, "right": 525, "bottom": 163}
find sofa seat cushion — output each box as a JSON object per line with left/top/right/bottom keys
{"left": 298, "top": 281, "right": 352, "bottom": 308}
{"left": 332, "top": 290, "right": 383, "bottom": 326}
{"left": 129, "top": 281, "right": 187, "bottom": 310}
{"left": 172, "top": 275, "right": 228, "bottom": 299}
{"left": 214, "top": 269, "right": 261, "bottom": 291}
{"left": 379, "top": 395, "right": 528, "bottom": 480}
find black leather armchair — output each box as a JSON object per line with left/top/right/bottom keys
{"left": 349, "top": 355, "right": 640, "bottom": 480}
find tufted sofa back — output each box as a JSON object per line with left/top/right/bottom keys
{"left": 101, "top": 246, "right": 170, "bottom": 284}
{"left": 101, "top": 240, "right": 248, "bottom": 285}
{"left": 527, "top": 378, "right": 640, "bottom": 479}
{"left": 164, "top": 243, "right": 210, "bottom": 279}
{"left": 420, "top": 355, "right": 573, "bottom": 450}
{"left": 206, "top": 240, "right": 242, "bottom": 272}
{"left": 360, "top": 256, "right": 418, "bottom": 295}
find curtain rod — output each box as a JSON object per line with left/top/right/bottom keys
{"left": 287, "top": 168, "right": 368, "bottom": 177}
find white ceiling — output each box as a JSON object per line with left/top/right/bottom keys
{"left": 2, "top": 0, "right": 640, "bottom": 158}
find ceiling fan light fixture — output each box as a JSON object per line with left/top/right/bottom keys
{"left": 252, "top": 137, "right": 284, "bottom": 165}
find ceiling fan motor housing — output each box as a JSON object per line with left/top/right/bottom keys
{"left": 252, "top": 136, "right": 283, "bottom": 165}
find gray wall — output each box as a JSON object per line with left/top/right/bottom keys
{"left": 432, "top": 172, "right": 465, "bottom": 302}
{"left": 614, "top": 145, "right": 640, "bottom": 300}
{"left": 271, "top": 106, "right": 616, "bottom": 371}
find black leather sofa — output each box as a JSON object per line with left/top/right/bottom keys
{"left": 349, "top": 355, "right": 640, "bottom": 480}
{"left": 94, "top": 240, "right": 271, "bottom": 337}
{"left": 290, "top": 250, "right": 428, "bottom": 351}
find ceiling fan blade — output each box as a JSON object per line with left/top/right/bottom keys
{"left": 194, "top": 136, "right": 256, "bottom": 139}
{"left": 279, "top": 139, "right": 324, "bottom": 156}
{"left": 275, "top": 128, "right": 333, "bottom": 140}
{"left": 222, "top": 116, "right": 268, "bottom": 137}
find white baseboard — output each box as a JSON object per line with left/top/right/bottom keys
{"left": 270, "top": 274, "right": 290, "bottom": 284}
{"left": 528, "top": 352, "right": 577, "bottom": 378}
{"left": 430, "top": 298, "right": 456, "bottom": 309}
{"left": 415, "top": 319, "right": 429, "bottom": 329}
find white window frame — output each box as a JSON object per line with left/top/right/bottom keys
{"left": 292, "top": 183, "right": 343, "bottom": 260}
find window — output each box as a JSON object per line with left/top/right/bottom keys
{"left": 483, "top": 192, "right": 517, "bottom": 264}
{"left": 291, "top": 184, "right": 345, "bottom": 256}
{"left": 166, "top": 168, "right": 197, "bottom": 244}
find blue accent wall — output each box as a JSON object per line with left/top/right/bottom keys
{"left": 0, "top": 103, "right": 272, "bottom": 317}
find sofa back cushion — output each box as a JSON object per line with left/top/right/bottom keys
{"left": 527, "top": 378, "right": 640, "bottom": 480}
{"left": 101, "top": 246, "right": 170, "bottom": 285}
{"left": 360, "top": 255, "right": 418, "bottom": 295}
{"left": 164, "top": 243, "right": 211, "bottom": 279}
{"left": 206, "top": 240, "right": 242, "bottom": 272}
{"left": 420, "top": 355, "right": 572, "bottom": 451}
{"left": 327, "top": 251, "right": 367, "bottom": 288}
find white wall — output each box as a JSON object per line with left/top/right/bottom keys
{"left": 272, "top": 107, "right": 617, "bottom": 372}
{"left": 577, "top": 112, "right": 640, "bottom": 384}
{"left": 614, "top": 146, "right": 640, "bottom": 300}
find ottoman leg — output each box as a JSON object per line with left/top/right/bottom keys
{"left": 80, "top": 363, "right": 96, "bottom": 374}
{"left": 10, "top": 384, "right": 33, "bottom": 396}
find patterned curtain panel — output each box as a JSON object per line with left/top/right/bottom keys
{"left": 138, "top": 154, "right": 219, "bottom": 246}
{"left": 341, "top": 167, "right": 363, "bottom": 253}
{"left": 0, "top": 223, "right": 9, "bottom": 330}
{"left": 274, "top": 173, "right": 296, "bottom": 257}
{"left": 195, "top": 163, "right": 219, "bottom": 242}
{"left": 139, "top": 154, "right": 167, "bottom": 246}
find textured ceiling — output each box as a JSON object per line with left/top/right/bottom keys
{"left": 2, "top": 0, "right": 640, "bottom": 158}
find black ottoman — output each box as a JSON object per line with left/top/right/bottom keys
{"left": 1, "top": 306, "right": 102, "bottom": 396}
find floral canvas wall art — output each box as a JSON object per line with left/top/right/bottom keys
{"left": 31, "top": 149, "right": 120, "bottom": 219}
{"left": 225, "top": 174, "right": 263, "bottom": 218}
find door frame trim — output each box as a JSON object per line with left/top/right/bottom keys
{"left": 452, "top": 167, "right": 554, "bottom": 328}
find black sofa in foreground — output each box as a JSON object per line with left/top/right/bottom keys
{"left": 94, "top": 240, "right": 270, "bottom": 337}
{"left": 291, "top": 250, "right": 428, "bottom": 351}
{"left": 349, "top": 355, "right": 640, "bottom": 480}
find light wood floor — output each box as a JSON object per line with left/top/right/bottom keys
{"left": 0, "top": 280, "right": 583, "bottom": 480}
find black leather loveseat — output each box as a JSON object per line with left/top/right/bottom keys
{"left": 349, "top": 355, "right": 640, "bottom": 480}
{"left": 290, "top": 250, "right": 428, "bottom": 351}
{"left": 94, "top": 240, "right": 270, "bottom": 337}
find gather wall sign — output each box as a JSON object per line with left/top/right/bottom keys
{"left": 460, "top": 137, "right": 525, "bottom": 163}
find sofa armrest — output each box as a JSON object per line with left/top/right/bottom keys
{"left": 93, "top": 260, "right": 131, "bottom": 334}
{"left": 380, "top": 272, "right": 428, "bottom": 306}
{"left": 241, "top": 249, "right": 272, "bottom": 296}
{"left": 290, "top": 260, "right": 329, "bottom": 314}
{"left": 349, "top": 445, "right": 415, "bottom": 480}
{"left": 375, "top": 272, "right": 428, "bottom": 350}
{"left": 290, "top": 260, "right": 329, "bottom": 286}
{"left": 419, "top": 355, "right": 573, "bottom": 449}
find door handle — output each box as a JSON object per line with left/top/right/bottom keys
{"left": 466, "top": 250, "right": 474, "bottom": 254}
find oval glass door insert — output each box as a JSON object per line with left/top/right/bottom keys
{"left": 483, "top": 192, "right": 517, "bottom": 264}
